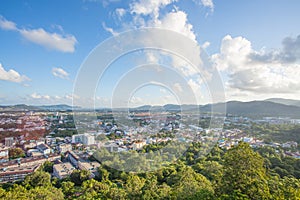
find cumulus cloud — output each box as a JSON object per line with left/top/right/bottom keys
{"left": 212, "top": 34, "right": 300, "bottom": 95}
{"left": 0, "top": 63, "right": 30, "bottom": 83}
{"left": 150, "top": 10, "right": 196, "bottom": 41}
{"left": 19, "top": 29, "right": 77, "bottom": 53}
{"left": 30, "top": 93, "right": 50, "bottom": 100}
{"left": 28, "top": 93, "right": 81, "bottom": 104}
{"left": 202, "top": 41, "right": 210, "bottom": 49}
{"left": 250, "top": 35, "right": 300, "bottom": 64}
{"left": 0, "top": 16, "right": 17, "bottom": 30}
{"left": 130, "top": 0, "right": 176, "bottom": 19}
{"left": 101, "top": 0, "right": 213, "bottom": 105}
{"left": 52, "top": 67, "right": 69, "bottom": 79}
{"left": 0, "top": 16, "right": 77, "bottom": 53}
{"left": 173, "top": 83, "right": 183, "bottom": 93}
{"left": 102, "top": 22, "right": 119, "bottom": 36}
{"left": 200, "top": 0, "right": 214, "bottom": 11}
{"left": 129, "top": 96, "right": 144, "bottom": 105}
{"left": 191, "top": 0, "right": 214, "bottom": 13}
{"left": 115, "top": 8, "right": 126, "bottom": 19}
{"left": 144, "top": 9, "right": 211, "bottom": 81}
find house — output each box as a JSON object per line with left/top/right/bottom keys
{"left": 58, "top": 143, "right": 72, "bottom": 154}
{"left": 0, "top": 164, "right": 40, "bottom": 183}
{"left": 67, "top": 151, "right": 80, "bottom": 168}
{"left": 132, "top": 141, "right": 146, "bottom": 150}
{"left": 0, "top": 147, "right": 9, "bottom": 162}
{"left": 0, "top": 153, "right": 60, "bottom": 183}
{"left": 72, "top": 134, "right": 95, "bottom": 146}
{"left": 103, "top": 143, "right": 119, "bottom": 152}
{"left": 78, "top": 161, "right": 100, "bottom": 178}
{"left": 4, "top": 137, "right": 14, "bottom": 147}
{"left": 53, "top": 162, "right": 75, "bottom": 179}
{"left": 37, "top": 143, "right": 51, "bottom": 155}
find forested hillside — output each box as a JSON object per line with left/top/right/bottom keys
{"left": 1, "top": 142, "right": 300, "bottom": 199}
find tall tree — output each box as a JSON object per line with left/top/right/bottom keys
{"left": 23, "top": 171, "right": 51, "bottom": 189}
{"left": 169, "top": 166, "right": 214, "bottom": 199}
{"left": 219, "top": 142, "right": 271, "bottom": 199}
{"left": 70, "top": 170, "right": 91, "bottom": 186}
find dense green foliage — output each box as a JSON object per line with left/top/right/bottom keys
{"left": 1, "top": 142, "right": 300, "bottom": 199}
{"left": 8, "top": 148, "right": 25, "bottom": 159}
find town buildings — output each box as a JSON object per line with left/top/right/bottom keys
{"left": 72, "top": 133, "right": 95, "bottom": 146}
{"left": 53, "top": 162, "right": 75, "bottom": 179}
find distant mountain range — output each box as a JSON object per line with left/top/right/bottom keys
{"left": 37, "top": 104, "right": 81, "bottom": 111}
{"left": 0, "top": 104, "right": 42, "bottom": 111}
{"left": 265, "top": 98, "right": 300, "bottom": 107}
{"left": 0, "top": 104, "right": 79, "bottom": 112}
{"left": 201, "top": 100, "right": 300, "bottom": 117}
{"left": 131, "top": 99, "right": 300, "bottom": 118}
{"left": 0, "top": 98, "right": 300, "bottom": 118}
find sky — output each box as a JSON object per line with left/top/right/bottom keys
{"left": 0, "top": 0, "right": 300, "bottom": 107}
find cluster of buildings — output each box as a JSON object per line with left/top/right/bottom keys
{"left": 0, "top": 153, "right": 60, "bottom": 183}
{"left": 0, "top": 113, "right": 100, "bottom": 183}
{"left": 52, "top": 151, "right": 100, "bottom": 179}
{"left": 0, "top": 110, "right": 300, "bottom": 183}
{"left": 0, "top": 113, "right": 48, "bottom": 135}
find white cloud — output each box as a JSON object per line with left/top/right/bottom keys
{"left": 202, "top": 41, "right": 210, "bottom": 49}
{"left": 65, "top": 94, "right": 74, "bottom": 100}
{"left": 102, "top": 22, "right": 119, "bottom": 36}
{"left": 30, "top": 93, "right": 50, "bottom": 99}
{"left": 173, "top": 83, "right": 183, "bottom": 93}
{"left": 0, "top": 16, "right": 17, "bottom": 30}
{"left": 29, "top": 93, "right": 81, "bottom": 104}
{"left": 52, "top": 67, "right": 69, "bottom": 79}
{"left": 212, "top": 34, "right": 300, "bottom": 97}
{"left": 143, "top": 10, "right": 205, "bottom": 79}
{"left": 188, "top": 78, "right": 201, "bottom": 93}
{"left": 250, "top": 35, "right": 300, "bottom": 63}
{"left": 212, "top": 35, "right": 252, "bottom": 71}
{"left": 129, "top": 96, "right": 144, "bottom": 105}
{"left": 192, "top": 0, "right": 214, "bottom": 13}
{"left": 130, "top": 0, "right": 176, "bottom": 19}
{"left": 115, "top": 8, "right": 126, "bottom": 19}
{"left": 150, "top": 10, "right": 196, "bottom": 41}
{"left": 100, "top": 1, "right": 212, "bottom": 105}
{"left": 187, "top": 78, "right": 203, "bottom": 102}
{"left": 0, "top": 63, "right": 30, "bottom": 83}
{"left": 20, "top": 28, "right": 77, "bottom": 53}
{"left": 201, "top": 0, "right": 214, "bottom": 11}
{"left": 0, "top": 16, "right": 77, "bottom": 53}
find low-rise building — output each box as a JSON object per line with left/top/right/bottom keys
{"left": 78, "top": 161, "right": 100, "bottom": 178}
{"left": 0, "top": 147, "right": 9, "bottom": 162}
{"left": 37, "top": 143, "right": 51, "bottom": 155}
{"left": 58, "top": 143, "right": 72, "bottom": 154}
{"left": 67, "top": 151, "right": 80, "bottom": 168}
{"left": 0, "top": 153, "right": 60, "bottom": 170}
{"left": 0, "top": 164, "right": 40, "bottom": 183}
{"left": 0, "top": 153, "right": 60, "bottom": 183}
{"left": 4, "top": 137, "right": 14, "bottom": 147}
{"left": 23, "top": 141, "right": 37, "bottom": 150}
{"left": 72, "top": 133, "right": 95, "bottom": 146}
{"left": 133, "top": 141, "right": 146, "bottom": 150}
{"left": 53, "top": 162, "right": 75, "bottom": 179}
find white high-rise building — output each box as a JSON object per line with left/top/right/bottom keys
{"left": 82, "top": 134, "right": 95, "bottom": 146}
{"left": 72, "top": 133, "right": 95, "bottom": 145}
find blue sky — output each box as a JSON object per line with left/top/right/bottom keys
{"left": 0, "top": 0, "right": 300, "bottom": 107}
